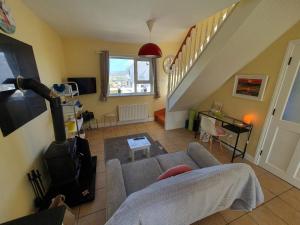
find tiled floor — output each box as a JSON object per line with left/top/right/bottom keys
{"left": 74, "top": 121, "right": 300, "bottom": 225}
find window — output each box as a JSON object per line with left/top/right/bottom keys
{"left": 109, "top": 56, "right": 153, "bottom": 96}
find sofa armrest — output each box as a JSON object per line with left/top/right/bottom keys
{"left": 106, "top": 159, "right": 127, "bottom": 220}
{"left": 187, "top": 142, "right": 220, "bottom": 168}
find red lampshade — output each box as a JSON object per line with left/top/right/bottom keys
{"left": 138, "top": 42, "right": 162, "bottom": 58}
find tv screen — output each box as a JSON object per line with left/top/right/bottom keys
{"left": 67, "top": 77, "right": 96, "bottom": 95}
{"left": 0, "top": 33, "right": 46, "bottom": 137}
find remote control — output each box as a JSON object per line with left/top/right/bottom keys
{"left": 133, "top": 137, "right": 145, "bottom": 140}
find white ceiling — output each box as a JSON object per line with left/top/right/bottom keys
{"left": 23, "top": 0, "right": 239, "bottom": 43}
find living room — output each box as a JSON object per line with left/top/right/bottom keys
{"left": 0, "top": 0, "right": 300, "bottom": 225}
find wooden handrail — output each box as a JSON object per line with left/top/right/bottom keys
{"left": 167, "top": 3, "right": 237, "bottom": 96}
{"left": 170, "top": 25, "right": 196, "bottom": 68}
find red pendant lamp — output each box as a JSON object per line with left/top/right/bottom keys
{"left": 138, "top": 19, "right": 162, "bottom": 58}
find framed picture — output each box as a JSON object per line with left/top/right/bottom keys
{"left": 0, "top": 0, "right": 15, "bottom": 34}
{"left": 233, "top": 75, "right": 268, "bottom": 101}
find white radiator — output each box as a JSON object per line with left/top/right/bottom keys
{"left": 118, "top": 104, "right": 149, "bottom": 122}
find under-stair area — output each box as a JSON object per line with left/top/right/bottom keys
{"left": 165, "top": 0, "right": 300, "bottom": 130}
{"left": 154, "top": 108, "right": 166, "bottom": 126}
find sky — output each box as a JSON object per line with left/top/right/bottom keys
{"left": 109, "top": 58, "right": 133, "bottom": 73}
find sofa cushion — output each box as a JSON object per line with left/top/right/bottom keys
{"left": 187, "top": 142, "right": 220, "bottom": 168}
{"left": 156, "top": 151, "right": 199, "bottom": 171}
{"left": 122, "top": 158, "right": 162, "bottom": 195}
{"left": 157, "top": 164, "right": 192, "bottom": 180}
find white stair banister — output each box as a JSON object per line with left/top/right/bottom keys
{"left": 168, "top": 4, "right": 237, "bottom": 96}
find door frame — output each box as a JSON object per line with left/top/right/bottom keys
{"left": 254, "top": 39, "right": 300, "bottom": 164}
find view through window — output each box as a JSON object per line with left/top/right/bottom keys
{"left": 109, "top": 57, "right": 153, "bottom": 96}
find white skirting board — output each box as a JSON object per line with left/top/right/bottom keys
{"left": 84, "top": 117, "right": 154, "bottom": 129}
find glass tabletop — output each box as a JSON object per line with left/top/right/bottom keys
{"left": 199, "top": 111, "right": 251, "bottom": 129}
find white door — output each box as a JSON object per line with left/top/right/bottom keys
{"left": 259, "top": 41, "right": 300, "bottom": 188}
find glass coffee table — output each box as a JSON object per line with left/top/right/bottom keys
{"left": 127, "top": 136, "right": 151, "bottom": 161}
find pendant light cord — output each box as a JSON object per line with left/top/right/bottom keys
{"left": 147, "top": 19, "right": 155, "bottom": 42}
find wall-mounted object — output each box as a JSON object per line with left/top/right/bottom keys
{"left": 67, "top": 77, "right": 96, "bottom": 95}
{"left": 163, "top": 55, "right": 174, "bottom": 74}
{"left": 0, "top": 33, "right": 46, "bottom": 137}
{"left": 0, "top": 0, "right": 15, "bottom": 34}
{"left": 233, "top": 75, "right": 268, "bottom": 101}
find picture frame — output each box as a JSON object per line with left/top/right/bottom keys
{"left": 233, "top": 75, "right": 268, "bottom": 101}
{"left": 0, "top": 0, "right": 16, "bottom": 34}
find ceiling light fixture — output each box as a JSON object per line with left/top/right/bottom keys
{"left": 138, "top": 19, "right": 162, "bottom": 58}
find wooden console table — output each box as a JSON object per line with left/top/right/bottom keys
{"left": 194, "top": 111, "right": 253, "bottom": 162}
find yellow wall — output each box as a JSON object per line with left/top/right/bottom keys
{"left": 0, "top": 0, "right": 65, "bottom": 222}
{"left": 198, "top": 21, "right": 300, "bottom": 157}
{"left": 62, "top": 37, "right": 179, "bottom": 122}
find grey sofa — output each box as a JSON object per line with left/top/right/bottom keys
{"left": 106, "top": 142, "right": 221, "bottom": 218}
{"left": 105, "top": 142, "right": 263, "bottom": 225}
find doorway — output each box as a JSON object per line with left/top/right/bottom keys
{"left": 258, "top": 40, "right": 300, "bottom": 188}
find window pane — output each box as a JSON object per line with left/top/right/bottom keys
{"left": 137, "top": 83, "right": 151, "bottom": 93}
{"left": 109, "top": 58, "right": 135, "bottom": 94}
{"left": 282, "top": 67, "right": 300, "bottom": 123}
{"left": 137, "top": 60, "right": 150, "bottom": 81}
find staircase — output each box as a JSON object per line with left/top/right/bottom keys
{"left": 168, "top": 4, "right": 236, "bottom": 96}
{"left": 165, "top": 0, "right": 300, "bottom": 129}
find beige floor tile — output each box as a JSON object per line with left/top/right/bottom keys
{"left": 90, "top": 145, "right": 104, "bottom": 154}
{"left": 279, "top": 188, "right": 300, "bottom": 211}
{"left": 96, "top": 160, "right": 106, "bottom": 173}
{"left": 79, "top": 188, "right": 106, "bottom": 218}
{"left": 248, "top": 164, "right": 271, "bottom": 179}
{"left": 70, "top": 206, "right": 80, "bottom": 219}
{"left": 255, "top": 169, "right": 292, "bottom": 195}
{"left": 229, "top": 214, "right": 257, "bottom": 225}
{"left": 95, "top": 172, "right": 106, "bottom": 190}
{"left": 221, "top": 209, "right": 246, "bottom": 223}
{"left": 92, "top": 151, "right": 104, "bottom": 160}
{"left": 262, "top": 187, "right": 275, "bottom": 203}
{"left": 249, "top": 204, "right": 288, "bottom": 225}
{"left": 77, "top": 209, "right": 106, "bottom": 225}
{"left": 196, "top": 213, "right": 227, "bottom": 225}
{"left": 265, "top": 197, "right": 300, "bottom": 225}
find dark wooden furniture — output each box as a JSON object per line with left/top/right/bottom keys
{"left": 195, "top": 111, "right": 253, "bottom": 162}
{"left": 1, "top": 206, "right": 74, "bottom": 225}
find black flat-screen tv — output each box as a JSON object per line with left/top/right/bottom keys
{"left": 0, "top": 33, "right": 46, "bottom": 137}
{"left": 67, "top": 77, "right": 96, "bottom": 95}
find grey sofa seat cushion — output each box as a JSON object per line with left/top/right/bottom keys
{"left": 122, "top": 158, "right": 162, "bottom": 195}
{"left": 156, "top": 151, "right": 199, "bottom": 171}
{"left": 187, "top": 142, "right": 220, "bottom": 168}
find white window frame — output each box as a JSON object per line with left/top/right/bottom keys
{"left": 108, "top": 56, "right": 153, "bottom": 97}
